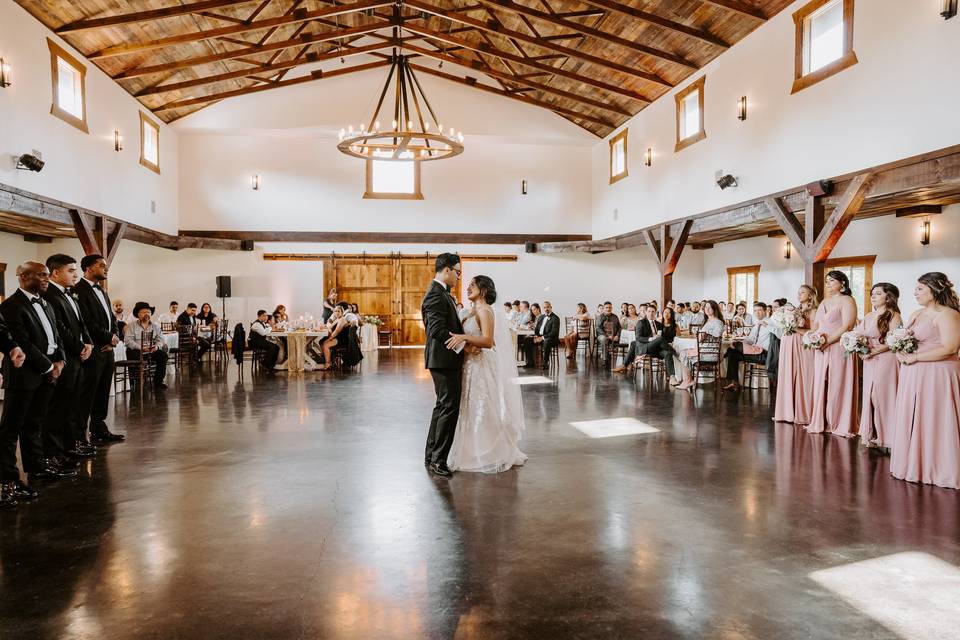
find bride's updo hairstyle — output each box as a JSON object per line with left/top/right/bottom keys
{"left": 473, "top": 275, "right": 498, "bottom": 305}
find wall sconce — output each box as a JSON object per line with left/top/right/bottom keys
{"left": 783, "top": 240, "right": 792, "bottom": 259}
{"left": 113, "top": 130, "right": 123, "bottom": 152}
{"left": 644, "top": 147, "right": 652, "bottom": 167}
{"left": 737, "top": 96, "right": 747, "bottom": 121}
{"left": 521, "top": 179, "right": 528, "bottom": 195}
{"left": 920, "top": 218, "right": 931, "bottom": 245}
{"left": 942, "top": 0, "right": 958, "bottom": 19}
{"left": 251, "top": 174, "right": 261, "bottom": 190}
{"left": 0, "top": 58, "right": 10, "bottom": 88}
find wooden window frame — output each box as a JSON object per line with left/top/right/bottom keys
{"left": 0, "top": 262, "right": 6, "bottom": 302}
{"left": 727, "top": 265, "right": 760, "bottom": 305}
{"left": 608, "top": 128, "right": 628, "bottom": 185}
{"left": 363, "top": 160, "right": 423, "bottom": 200}
{"left": 139, "top": 111, "right": 161, "bottom": 175}
{"left": 47, "top": 39, "right": 89, "bottom": 134}
{"left": 825, "top": 254, "right": 875, "bottom": 312}
{"left": 790, "top": 0, "right": 858, "bottom": 94}
{"left": 674, "top": 76, "right": 706, "bottom": 153}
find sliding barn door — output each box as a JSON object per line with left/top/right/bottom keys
{"left": 327, "top": 257, "right": 394, "bottom": 320}
{"left": 395, "top": 257, "right": 461, "bottom": 346}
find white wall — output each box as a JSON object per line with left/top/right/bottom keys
{"left": 0, "top": 2, "right": 179, "bottom": 233}
{"left": 702, "top": 205, "right": 960, "bottom": 316}
{"left": 591, "top": 0, "right": 960, "bottom": 239}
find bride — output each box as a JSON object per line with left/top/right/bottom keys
{"left": 444, "top": 275, "right": 528, "bottom": 473}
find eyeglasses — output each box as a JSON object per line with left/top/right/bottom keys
{"left": 454, "top": 269, "right": 462, "bottom": 278}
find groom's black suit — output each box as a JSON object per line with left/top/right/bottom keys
{"left": 421, "top": 279, "right": 464, "bottom": 467}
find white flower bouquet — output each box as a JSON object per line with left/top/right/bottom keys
{"left": 840, "top": 330, "right": 869, "bottom": 357}
{"left": 769, "top": 307, "right": 802, "bottom": 336}
{"left": 363, "top": 315, "right": 383, "bottom": 326}
{"left": 885, "top": 327, "right": 918, "bottom": 354}
{"left": 802, "top": 331, "right": 825, "bottom": 350}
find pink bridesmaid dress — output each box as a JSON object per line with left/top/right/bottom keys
{"left": 890, "top": 314, "right": 960, "bottom": 489}
{"left": 857, "top": 314, "right": 899, "bottom": 448}
{"left": 774, "top": 312, "right": 815, "bottom": 425}
{"left": 807, "top": 304, "right": 859, "bottom": 437}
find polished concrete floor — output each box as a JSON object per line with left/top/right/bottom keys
{"left": 2, "top": 350, "right": 959, "bottom": 639}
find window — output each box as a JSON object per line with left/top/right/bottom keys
{"left": 727, "top": 265, "right": 760, "bottom": 310}
{"left": 47, "top": 39, "right": 88, "bottom": 133}
{"left": 364, "top": 160, "right": 422, "bottom": 200}
{"left": 791, "top": 0, "right": 857, "bottom": 94}
{"left": 825, "top": 254, "right": 875, "bottom": 317}
{"left": 674, "top": 76, "right": 706, "bottom": 152}
{"left": 609, "top": 128, "right": 628, "bottom": 185}
{"left": 140, "top": 112, "right": 161, "bottom": 174}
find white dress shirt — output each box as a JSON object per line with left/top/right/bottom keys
{"left": 83, "top": 277, "right": 112, "bottom": 325}
{"left": 250, "top": 320, "right": 272, "bottom": 337}
{"left": 746, "top": 319, "right": 773, "bottom": 352}
{"left": 50, "top": 281, "right": 81, "bottom": 322}
{"left": 157, "top": 312, "right": 178, "bottom": 325}
{"left": 19, "top": 288, "right": 57, "bottom": 355}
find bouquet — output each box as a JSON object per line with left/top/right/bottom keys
{"left": 363, "top": 315, "right": 383, "bottom": 326}
{"left": 768, "top": 307, "right": 802, "bottom": 336}
{"left": 885, "top": 327, "right": 918, "bottom": 353}
{"left": 840, "top": 330, "right": 869, "bottom": 357}
{"left": 802, "top": 332, "right": 825, "bottom": 350}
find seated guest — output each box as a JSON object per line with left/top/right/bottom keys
{"left": 197, "top": 302, "right": 218, "bottom": 331}
{"left": 112, "top": 299, "right": 128, "bottom": 339}
{"left": 677, "top": 303, "right": 692, "bottom": 330}
{"left": 733, "top": 301, "right": 754, "bottom": 328}
{"left": 502, "top": 302, "right": 513, "bottom": 321}
{"left": 319, "top": 305, "right": 349, "bottom": 371}
{"left": 322, "top": 289, "right": 338, "bottom": 322}
{"left": 666, "top": 300, "right": 676, "bottom": 312}
{"left": 765, "top": 298, "right": 787, "bottom": 385}
{"left": 249, "top": 310, "right": 279, "bottom": 372}
{"left": 613, "top": 304, "right": 669, "bottom": 374}
{"left": 561, "top": 303, "right": 591, "bottom": 359}
{"left": 522, "top": 301, "right": 560, "bottom": 369}
{"left": 619, "top": 303, "right": 629, "bottom": 320}
{"left": 596, "top": 301, "right": 621, "bottom": 365}
{"left": 350, "top": 303, "right": 359, "bottom": 316}
{"left": 688, "top": 301, "right": 706, "bottom": 327}
{"left": 772, "top": 298, "right": 788, "bottom": 310}
{"left": 515, "top": 301, "right": 532, "bottom": 328}
{"left": 156, "top": 301, "right": 179, "bottom": 327}
{"left": 528, "top": 303, "right": 541, "bottom": 329}
{"left": 177, "top": 303, "right": 211, "bottom": 361}
{"left": 675, "top": 300, "right": 725, "bottom": 390}
{"left": 723, "top": 302, "right": 772, "bottom": 391}
{"left": 620, "top": 304, "right": 641, "bottom": 347}
{"left": 124, "top": 302, "right": 169, "bottom": 389}
{"left": 272, "top": 305, "right": 288, "bottom": 326}
{"left": 510, "top": 300, "right": 521, "bottom": 326}
{"left": 725, "top": 302, "right": 736, "bottom": 319}
{"left": 339, "top": 301, "right": 360, "bottom": 326}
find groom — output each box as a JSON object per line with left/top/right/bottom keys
{"left": 421, "top": 253, "right": 464, "bottom": 478}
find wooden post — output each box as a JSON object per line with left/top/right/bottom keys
{"left": 643, "top": 220, "right": 692, "bottom": 309}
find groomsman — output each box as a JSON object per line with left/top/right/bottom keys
{"left": 42, "top": 254, "right": 95, "bottom": 462}
{"left": 73, "top": 255, "right": 125, "bottom": 445}
{"left": 0, "top": 313, "right": 26, "bottom": 508}
{"left": 0, "top": 262, "right": 75, "bottom": 503}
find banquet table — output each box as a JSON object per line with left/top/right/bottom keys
{"left": 272, "top": 330, "right": 328, "bottom": 372}
{"left": 360, "top": 324, "right": 379, "bottom": 353}
{"left": 512, "top": 328, "right": 534, "bottom": 364}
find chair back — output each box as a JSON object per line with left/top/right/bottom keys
{"left": 577, "top": 317, "right": 592, "bottom": 339}
{"left": 696, "top": 332, "right": 722, "bottom": 363}
{"left": 564, "top": 316, "right": 576, "bottom": 333}
{"left": 602, "top": 319, "right": 617, "bottom": 337}
{"left": 138, "top": 329, "right": 155, "bottom": 357}
{"left": 690, "top": 322, "right": 703, "bottom": 335}
{"left": 160, "top": 322, "right": 175, "bottom": 333}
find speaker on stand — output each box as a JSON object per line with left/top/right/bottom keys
{"left": 216, "top": 275, "right": 232, "bottom": 324}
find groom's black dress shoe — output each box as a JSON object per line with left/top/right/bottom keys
{"left": 428, "top": 462, "right": 452, "bottom": 477}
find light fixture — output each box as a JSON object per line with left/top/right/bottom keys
{"left": 942, "top": 0, "right": 957, "bottom": 19}
{"left": 337, "top": 51, "right": 464, "bottom": 162}
{"left": 644, "top": 147, "right": 652, "bottom": 167}
{"left": 15, "top": 153, "right": 44, "bottom": 172}
{"left": 0, "top": 58, "right": 10, "bottom": 88}
{"left": 521, "top": 179, "right": 528, "bottom": 195}
{"left": 737, "top": 96, "right": 747, "bottom": 121}
{"left": 114, "top": 130, "right": 123, "bottom": 152}
{"left": 716, "top": 173, "right": 738, "bottom": 190}
{"left": 921, "top": 218, "right": 931, "bottom": 245}
{"left": 251, "top": 174, "right": 261, "bottom": 191}
{"left": 784, "top": 240, "right": 792, "bottom": 259}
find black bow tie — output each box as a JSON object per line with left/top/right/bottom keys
{"left": 65, "top": 287, "right": 72, "bottom": 294}
{"left": 93, "top": 284, "right": 103, "bottom": 290}
{"left": 30, "top": 297, "right": 41, "bottom": 305}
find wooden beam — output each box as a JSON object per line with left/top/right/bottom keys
{"left": 55, "top": 0, "right": 259, "bottom": 34}
{"left": 895, "top": 204, "right": 943, "bottom": 218}
{"left": 70, "top": 209, "right": 101, "bottom": 256}
{"left": 154, "top": 59, "right": 390, "bottom": 111}
{"left": 699, "top": 0, "right": 767, "bottom": 20}
{"left": 22, "top": 234, "right": 53, "bottom": 244}
{"left": 578, "top": 0, "right": 729, "bottom": 48}
{"left": 642, "top": 227, "right": 662, "bottom": 266}
{"left": 404, "top": 24, "right": 649, "bottom": 103}
{"left": 113, "top": 21, "right": 391, "bottom": 79}
{"left": 533, "top": 239, "right": 616, "bottom": 253}
{"left": 811, "top": 172, "right": 875, "bottom": 263}
{"left": 88, "top": 0, "right": 394, "bottom": 59}
{"left": 664, "top": 219, "right": 692, "bottom": 275}
{"left": 105, "top": 222, "right": 127, "bottom": 267}
{"left": 478, "top": 0, "right": 699, "bottom": 69}
{"left": 765, "top": 196, "right": 805, "bottom": 257}
{"left": 404, "top": 0, "right": 670, "bottom": 87}
{"left": 179, "top": 230, "right": 592, "bottom": 244}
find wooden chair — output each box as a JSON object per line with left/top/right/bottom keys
{"left": 744, "top": 361, "right": 769, "bottom": 389}
{"left": 692, "top": 333, "right": 723, "bottom": 389}
{"left": 576, "top": 318, "right": 593, "bottom": 358}
{"left": 160, "top": 322, "right": 176, "bottom": 333}
{"left": 176, "top": 324, "right": 199, "bottom": 367}
{"left": 376, "top": 315, "right": 393, "bottom": 348}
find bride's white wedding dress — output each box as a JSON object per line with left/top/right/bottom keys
{"left": 447, "top": 310, "right": 528, "bottom": 473}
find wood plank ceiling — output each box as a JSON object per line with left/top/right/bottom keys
{"left": 16, "top": 0, "right": 792, "bottom": 136}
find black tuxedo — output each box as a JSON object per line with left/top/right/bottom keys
{"left": 523, "top": 312, "right": 560, "bottom": 367}
{"left": 42, "top": 284, "right": 91, "bottom": 455}
{"left": 0, "top": 289, "right": 64, "bottom": 481}
{"left": 420, "top": 280, "right": 464, "bottom": 466}
{"left": 0, "top": 312, "right": 17, "bottom": 355}
{"left": 72, "top": 278, "right": 116, "bottom": 438}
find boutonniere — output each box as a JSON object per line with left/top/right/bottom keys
{"left": 71, "top": 292, "right": 79, "bottom": 301}
{"left": 39, "top": 298, "right": 47, "bottom": 308}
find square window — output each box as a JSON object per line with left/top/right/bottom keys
{"left": 680, "top": 90, "right": 700, "bottom": 140}
{"left": 727, "top": 265, "right": 760, "bottom": 311}
{"left": 364, "top": 160, "right": 422, "bottom": 199}
{"left": 805, "top": 0, "right": 844, "bottom": 73}
{"left": 791, "top": 0, "right": 858, "bottom": 94}
{"left": 140, "top": 112, "right": 161, "bottom": 174}
{"left": 674, "top": 76, "right": 706, "bottom": 152}
{"left": 608, "top": 129, "right": 628, "bottom": 185}
{"left": 47, "top": 39, "right": 88, "bottom": 133}
{"left": 56, "top": 58, "right": 83, "bottom": 119}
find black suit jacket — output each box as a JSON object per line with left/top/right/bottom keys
{"left": 177, "top": 311, "right": 198, "bottom": 327}
{"left": 42, "top": 285, "right": 90, "bottom": 387}
{"left": 73, "top": 278, "right": 116, "bottom": 349}
{"left": 635, "top": 318, "right": 663, "bottom": 343}
{"left": 0, "top": 289, "right": 64, "bottom": 390}
{"left": 535, "top": 313, "right": 560, "bottom": 343}
{"left": 0, "top": 312, "right": 17, "bottom": 355}
{"left": 421, "top": 280, "right": 464, "bottom": 370}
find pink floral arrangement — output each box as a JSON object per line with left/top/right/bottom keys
{"left": 840, "top": 330, "right": 869, "bottom": 357}
{"left": 802, "top": 332, "right": 825, "bottom": 350}
{"left": 885, "top": 327, "right": 918, "bottom": 353}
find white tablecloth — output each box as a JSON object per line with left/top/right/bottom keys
{"left": 360, "top": 324, "right": 379, "bottom": 353}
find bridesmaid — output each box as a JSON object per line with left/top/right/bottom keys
{"left": 890, "top": 272, "right": 960, "bottom": 489}
{"left": 857, "top": 283, "right": 902, "bottom": 450}
{"left": 774, "top": 284, "right": 819, "bottom": 425}
{"left": 807, "top": 271, "right": 859, "bottom": 437}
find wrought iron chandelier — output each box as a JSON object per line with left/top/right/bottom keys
{"left": 337, "top": 51, "right": 464, "bottom": 162}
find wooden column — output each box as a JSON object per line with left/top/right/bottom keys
{"left": 643, "top": 219, "right": 692, "bottom": 308}
{"left": 766, "top": 173, "right": 875, "bottom": 294}
{"left": 70, "top": 209, "right": 127, "bottom": 267}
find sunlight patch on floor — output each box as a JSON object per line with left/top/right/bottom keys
{"left": 569, "top": 417, "right": 660, "bottom": 438}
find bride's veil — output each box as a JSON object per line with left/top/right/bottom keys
{"left": 492, "top": 302, "right": 526, "bottom": 439}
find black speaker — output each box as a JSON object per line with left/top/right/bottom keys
{"left": 241, "top": 240, "right": 255, "bottom": 251}
{"left": 216, "top": 275, "right": 232, "bottom": 298}
{"left": 525, "top": 241, "right": 537, "bottom": 253}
